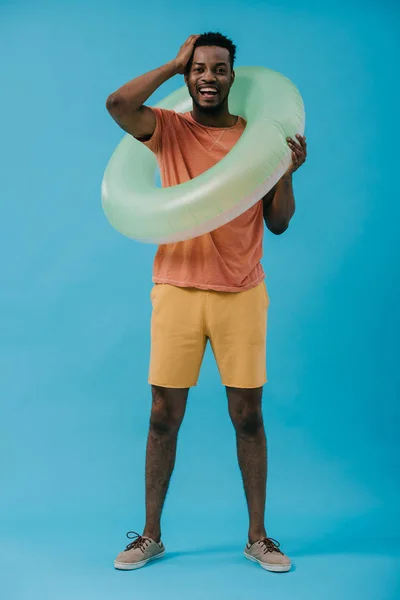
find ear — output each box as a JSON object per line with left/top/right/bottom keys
{"left": 231, "top": 69, "right": 235, "bottom": 85}
{"left": 184, "top": 72, "right": 188, "bottom": 85}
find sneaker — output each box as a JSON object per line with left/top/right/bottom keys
{"left": 114, "top": 531, "right": 166, "bottom": 570}
{"left": 244, "top": 537, "right": 291, "bottom": 572}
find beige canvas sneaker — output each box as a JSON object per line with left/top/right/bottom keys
{"left": 114, "top": 531, "right": 166, "bottom": 570}
{"left": 244, "top": 537, "right": 291, "bottom": 572}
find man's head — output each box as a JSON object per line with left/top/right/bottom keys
{"left": 184, "top": 32, "right": 237, "bottom": 114}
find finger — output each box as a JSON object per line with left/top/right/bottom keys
{"left": 289, "top": 139, "right": 306, "bottom": 161}
{"left": 287, "top": 138, "right": 303, "bottom": 155}
{"left": 294, "top": 136, "right": 307, "bottom": 161}
{"left": 292, "top": 151, "right": 298, "bottom": 166}
{"left": 295, "top": 134, "right": 307, "bottom": 149}
{"left": 294, "top": 146, "right": 305, "bottom": 159}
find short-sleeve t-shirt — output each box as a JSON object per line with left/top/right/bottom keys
{"left": 142, "top": 108, "right": 265, "bottom": 292}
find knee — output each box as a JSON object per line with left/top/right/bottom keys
{"left": 231, "top": 406, "right": 264, "bottom": 439}
{"left": 149, "top": 387, "right": 184, "bottom": 436}
{"left": 150, "top": 405, "right": 180, "bottom": 436}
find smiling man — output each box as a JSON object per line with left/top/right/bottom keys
{"left": 106, "top": 32, "right": 307, "bottom": 573}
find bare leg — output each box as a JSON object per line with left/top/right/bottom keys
{"left": 143, "top": 385, "right": 189, "bottom": 542}
{"left": 226, "top": 386, "right": 267, "bottom": 543}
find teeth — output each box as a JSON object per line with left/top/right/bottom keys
{"left": 199, "top": 88, "right": 217, "bottom": 93}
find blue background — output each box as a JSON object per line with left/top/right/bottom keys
{"left": 1, "top": 0, "right": 399, "bottom": 598}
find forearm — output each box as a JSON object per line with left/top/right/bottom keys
{"left": 107, "top": 60, "right": 179, "bottom": 111}
{"left": 263, "top": 174, "right": 295, "bottom": 234}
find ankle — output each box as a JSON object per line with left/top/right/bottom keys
{"left": 248, "top": 529, "right": 267, "bottom": 544}
{"left": 143, "top": 528, "right": 161, "bottom": 543}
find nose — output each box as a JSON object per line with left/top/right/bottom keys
{"left": 200, "top": 69, "right": 217, "bottom": 82}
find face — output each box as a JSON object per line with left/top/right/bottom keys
{"left": 185, "top": 46, "right": 235, "bottom": 113}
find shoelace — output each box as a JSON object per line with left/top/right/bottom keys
{"left": 124, "top": 531, "right": 151, "bottom": 553}
{"left": 259, "top": 537, "right": 284, "bottom": 555}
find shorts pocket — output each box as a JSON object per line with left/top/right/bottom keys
{"left": 262, "top": 282, "right": 270, "bottom": 309}
{"left": 150, "top": 283, "right": 169, "bottom": 306}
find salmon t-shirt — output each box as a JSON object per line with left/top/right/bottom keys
{"left": 142, "top": 108, "right": 265, "bottom": 292}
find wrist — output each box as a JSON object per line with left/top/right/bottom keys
{"left": 281, "top": 172, "right": 293, "bottom": 183}
{"left": 167, "top": 59, "right": 182, "bottom": 76}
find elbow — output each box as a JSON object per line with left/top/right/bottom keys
{"left": 106, "top": 93, "right": 123, "bottom": 116}
{"left": 266, "top": 220, "right": 289, "bottom": 235}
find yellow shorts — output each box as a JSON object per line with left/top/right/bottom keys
{"left": 149, "top": 282, "right": 269, "bottom": 389}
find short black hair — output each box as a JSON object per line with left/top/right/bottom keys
{"left": 186, "top": 32, "right": 237, "bottom": 73}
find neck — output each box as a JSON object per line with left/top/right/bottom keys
{"left": 191, "top": 100, "right": 237, "bottom": 128}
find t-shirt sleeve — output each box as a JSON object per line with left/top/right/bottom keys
{"left": 140, "top": 107, "right": 175, "bottom": 154}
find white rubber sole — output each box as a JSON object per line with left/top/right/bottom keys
{"left": 114, "top": 550, "right": 166, "bottom": 571}
{"left": 244, "top": 551, "right": 291, "bottom": 573}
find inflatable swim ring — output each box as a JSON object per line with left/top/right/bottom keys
{"left": 101, "top": 66, "right": 305, "bottom": 244}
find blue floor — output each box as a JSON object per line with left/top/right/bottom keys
{"left": 2, "top": 519, "right": 399, "bottom": 599}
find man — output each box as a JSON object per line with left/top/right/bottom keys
{"left": 106, "top": 32, "right": 307, "bottom": 573}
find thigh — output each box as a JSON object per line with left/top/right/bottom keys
{"left": 149, "top": 284, "right": 207, "bottom": 388}
{"left": 208, "top": 282, "right": 269, "bottom": 389}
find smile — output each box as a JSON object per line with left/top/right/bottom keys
{"left": 198, "top": 86, "right": 219, "bottom": 98}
